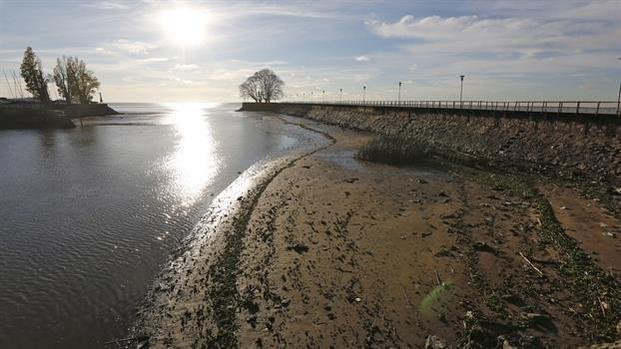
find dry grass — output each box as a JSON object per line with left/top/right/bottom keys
{"left": 357, "top": 135, "right": 431, "bottom": 165}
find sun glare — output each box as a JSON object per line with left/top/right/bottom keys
{"left": 158, "top": 7, "right": 209, "bottom": 47}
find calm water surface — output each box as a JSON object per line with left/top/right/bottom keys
{"left": 0, "top": 103, "right": 317, "bottom": 348}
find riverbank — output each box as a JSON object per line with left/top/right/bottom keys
{"left": 0, "top": 103, "right": 119, "bottom": 129}
{"left": 136, "top": 114, "right": 620, "bottom": 348}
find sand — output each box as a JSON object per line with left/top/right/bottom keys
{"left": 136, "top": 114, "right": 620, "bottom": 348}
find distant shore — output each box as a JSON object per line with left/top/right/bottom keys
{"left": 136, "top": 113, "right": 621, "bottom": 348}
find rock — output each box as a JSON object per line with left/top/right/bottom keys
{"left": 524, "top": 313, "right": 556, "bottom": 332}
{"left": 434, "top": 248, "right": 453, "bottom": 257}
{"left": 473, "top": 241, "right": 496, "bottom": 253}
{"left": 287, "top": 243, "right": 309, "bottom": 254}
{"left": 425, "top": 335, "right": 446, "bottom": 349}
{"left": 280, "top": 298, "right": 291, "bottom": 307}
{"left": 502, "top": 339, "right": 517, "bottom": 349}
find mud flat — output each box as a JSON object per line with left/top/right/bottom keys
{"left": 136, "top": 114, "right": 620, "bottom": 348}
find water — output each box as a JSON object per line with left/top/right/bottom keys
{"left": 0, "top": 103, "right": 320, "bottom": 348}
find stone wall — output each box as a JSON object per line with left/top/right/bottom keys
{"left": 241, "top": 103, "right": 621, "bottom": 186}
{"left": 56, "top": 103, "right": 119, "bottom": 118}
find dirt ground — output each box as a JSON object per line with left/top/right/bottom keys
{"left": 138, "top": 115, "right": 621, "bottom": 348}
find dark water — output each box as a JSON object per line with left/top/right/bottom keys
{"left": 0, "top": 103, "right": 317, "bottom": 348}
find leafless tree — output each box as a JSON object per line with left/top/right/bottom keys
{"left": 53, "top": 56, "right": 72, "bottom": 104}
{"left": 239, "top": 69, "right": 284, "bottom": 103}
{"left": 239, "top": 75, "right": 262, "bottom": 102}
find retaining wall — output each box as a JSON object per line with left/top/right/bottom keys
{"left": 241, "top": 103, "right": 621, "bottom": 186}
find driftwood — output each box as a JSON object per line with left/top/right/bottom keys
{"left": 519, "top": 252, "right": 544, "bottom": 277}
{"left": 104, "top": 335, "right": 148, "bottom": 345}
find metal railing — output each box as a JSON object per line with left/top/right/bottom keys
{"left": 279, "top": 100, "right": 621, "bottom": 117}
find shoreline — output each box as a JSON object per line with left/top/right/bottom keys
{"left": 0, "top": 103, "right": 120, "bottom": 129}
{"left": 134, "top": 120, "right": 334, "bottom": 347}
{"left": 134, "top": 113, "right": 620, "bottom": 348}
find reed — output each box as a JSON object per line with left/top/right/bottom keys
{"left": 357, "top": 135, "right": 431, "bottom": 165}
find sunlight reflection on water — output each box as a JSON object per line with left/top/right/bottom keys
{"left": 165, "top": 103, "right": 221, "bottom": 208}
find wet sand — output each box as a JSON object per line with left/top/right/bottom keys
{"left": 137, "top": 114, "right": 620, "bottom": 348}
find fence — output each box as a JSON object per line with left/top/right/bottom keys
{"left": 280, "top": 100, "right": 621, "bottom": 117}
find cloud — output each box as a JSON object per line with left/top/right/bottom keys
{"left": 367, "top": 12, "right": 620, "bottom": 55}
{"left": 108, "top": 40, "right": 157, "bottom": 55}
{"left": 173, "top": 64, "right": 199, "bottom": 71}
{"left": 87, "top": 1, "right": 130, "bottom": 10}
{"left": 355, "top": 55, "right": 370, "bottom": 62}
{"left": 365, "top": 12, "right": 621, "bottom": 79}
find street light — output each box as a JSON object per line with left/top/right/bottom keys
{"left": 363, "top": 85, "right": 367, "bottom": 103}
{"left": 322, "top": 90, "right": 326, "bottom": 103}
{"left": 339, "top": 88, "right": 343, "bottom": 103}
{"left": 617, "top": 58, "right": 621, "bottom": 117}
{"left": 459, "top": 75, "right": 465, "bottom": 106}
{"left": 398, "top": 81, "right": 402, "bottom": 104}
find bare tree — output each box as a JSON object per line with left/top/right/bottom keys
{"left": 239, "top": 69, "right": 284, "bottom": 103}
{"left": 239, "top": 75, "right": 262, "bottom": 102}
{"left": 53, "top": 56, "right": 100, "bottom": 104}
{"left": 53, "top": 56, "right": 72, "bottom": 104}
{"left": 20, "top": 47, "right": 50, "bottom": 102}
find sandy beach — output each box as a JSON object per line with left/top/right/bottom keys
{"left": 137, "top": 114, "right": 621, "bottom": 348}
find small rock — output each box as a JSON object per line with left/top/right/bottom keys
{"left": 473, "top": 241, "right": 496, "bottom": 253}
{"left": 287, "top": 243, "right": 309, "bottom": 254}
{"left": 354, "top": 297, "right": 362, "bottom": 302}
{"left": 425, "top": 335, "right": 446, "bottom": 349}
{"left": 502, "top": 339, "right": 517, "bottom": 349}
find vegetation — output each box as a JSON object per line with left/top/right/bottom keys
{"left": 52, "top": 56, "right": 100, "bottom": 104}
{"left": 239, "top": 69, "right": 284, "bottom": 103}
{"left": 357, "top": 135, "right": 432, "bottom": 165}
{"left": 20, "top": 47, "right": 50, "bottom": 102}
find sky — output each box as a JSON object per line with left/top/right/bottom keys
{"left": 0, "top": 0, "right": 620, "bottom": 103}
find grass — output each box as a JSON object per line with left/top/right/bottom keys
{"left": 357, "top": 135, "right": 433, "bottom": 165}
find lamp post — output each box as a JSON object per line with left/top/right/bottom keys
{"left": 459, "top": 75, "right": 465, "bottom": 106}
{"left": 617, "top": 58, "right": 621, "bottom": 117}
{"left": 398, "top": 81, "right": 402, "bottom": 104}
{"left": 363, "top": 85, "right": 367, "bottom": 103}
{"left": 322, "top": 90, "right": 326, "bottom": 103}
{"left": 339, "top": 88, "right": 343, "bottom": 103}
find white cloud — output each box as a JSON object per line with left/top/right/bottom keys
{"left": 355, "top": 55, "right": 370, "bottom": 62}
{"left": 87, "top": 1, "right": 129, "bottom": 10}
{"left": 173, "top": 64, "right": 199, "bottom": 71}
{"left": 108, "top": 40, "right": 157, "bottom": 55}
{"left": 367, "top": 11, "right": 621, "bottom": 55}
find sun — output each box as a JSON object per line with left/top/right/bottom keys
{"left": 158, "top": 6, "right": 209, "bottom": 47}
